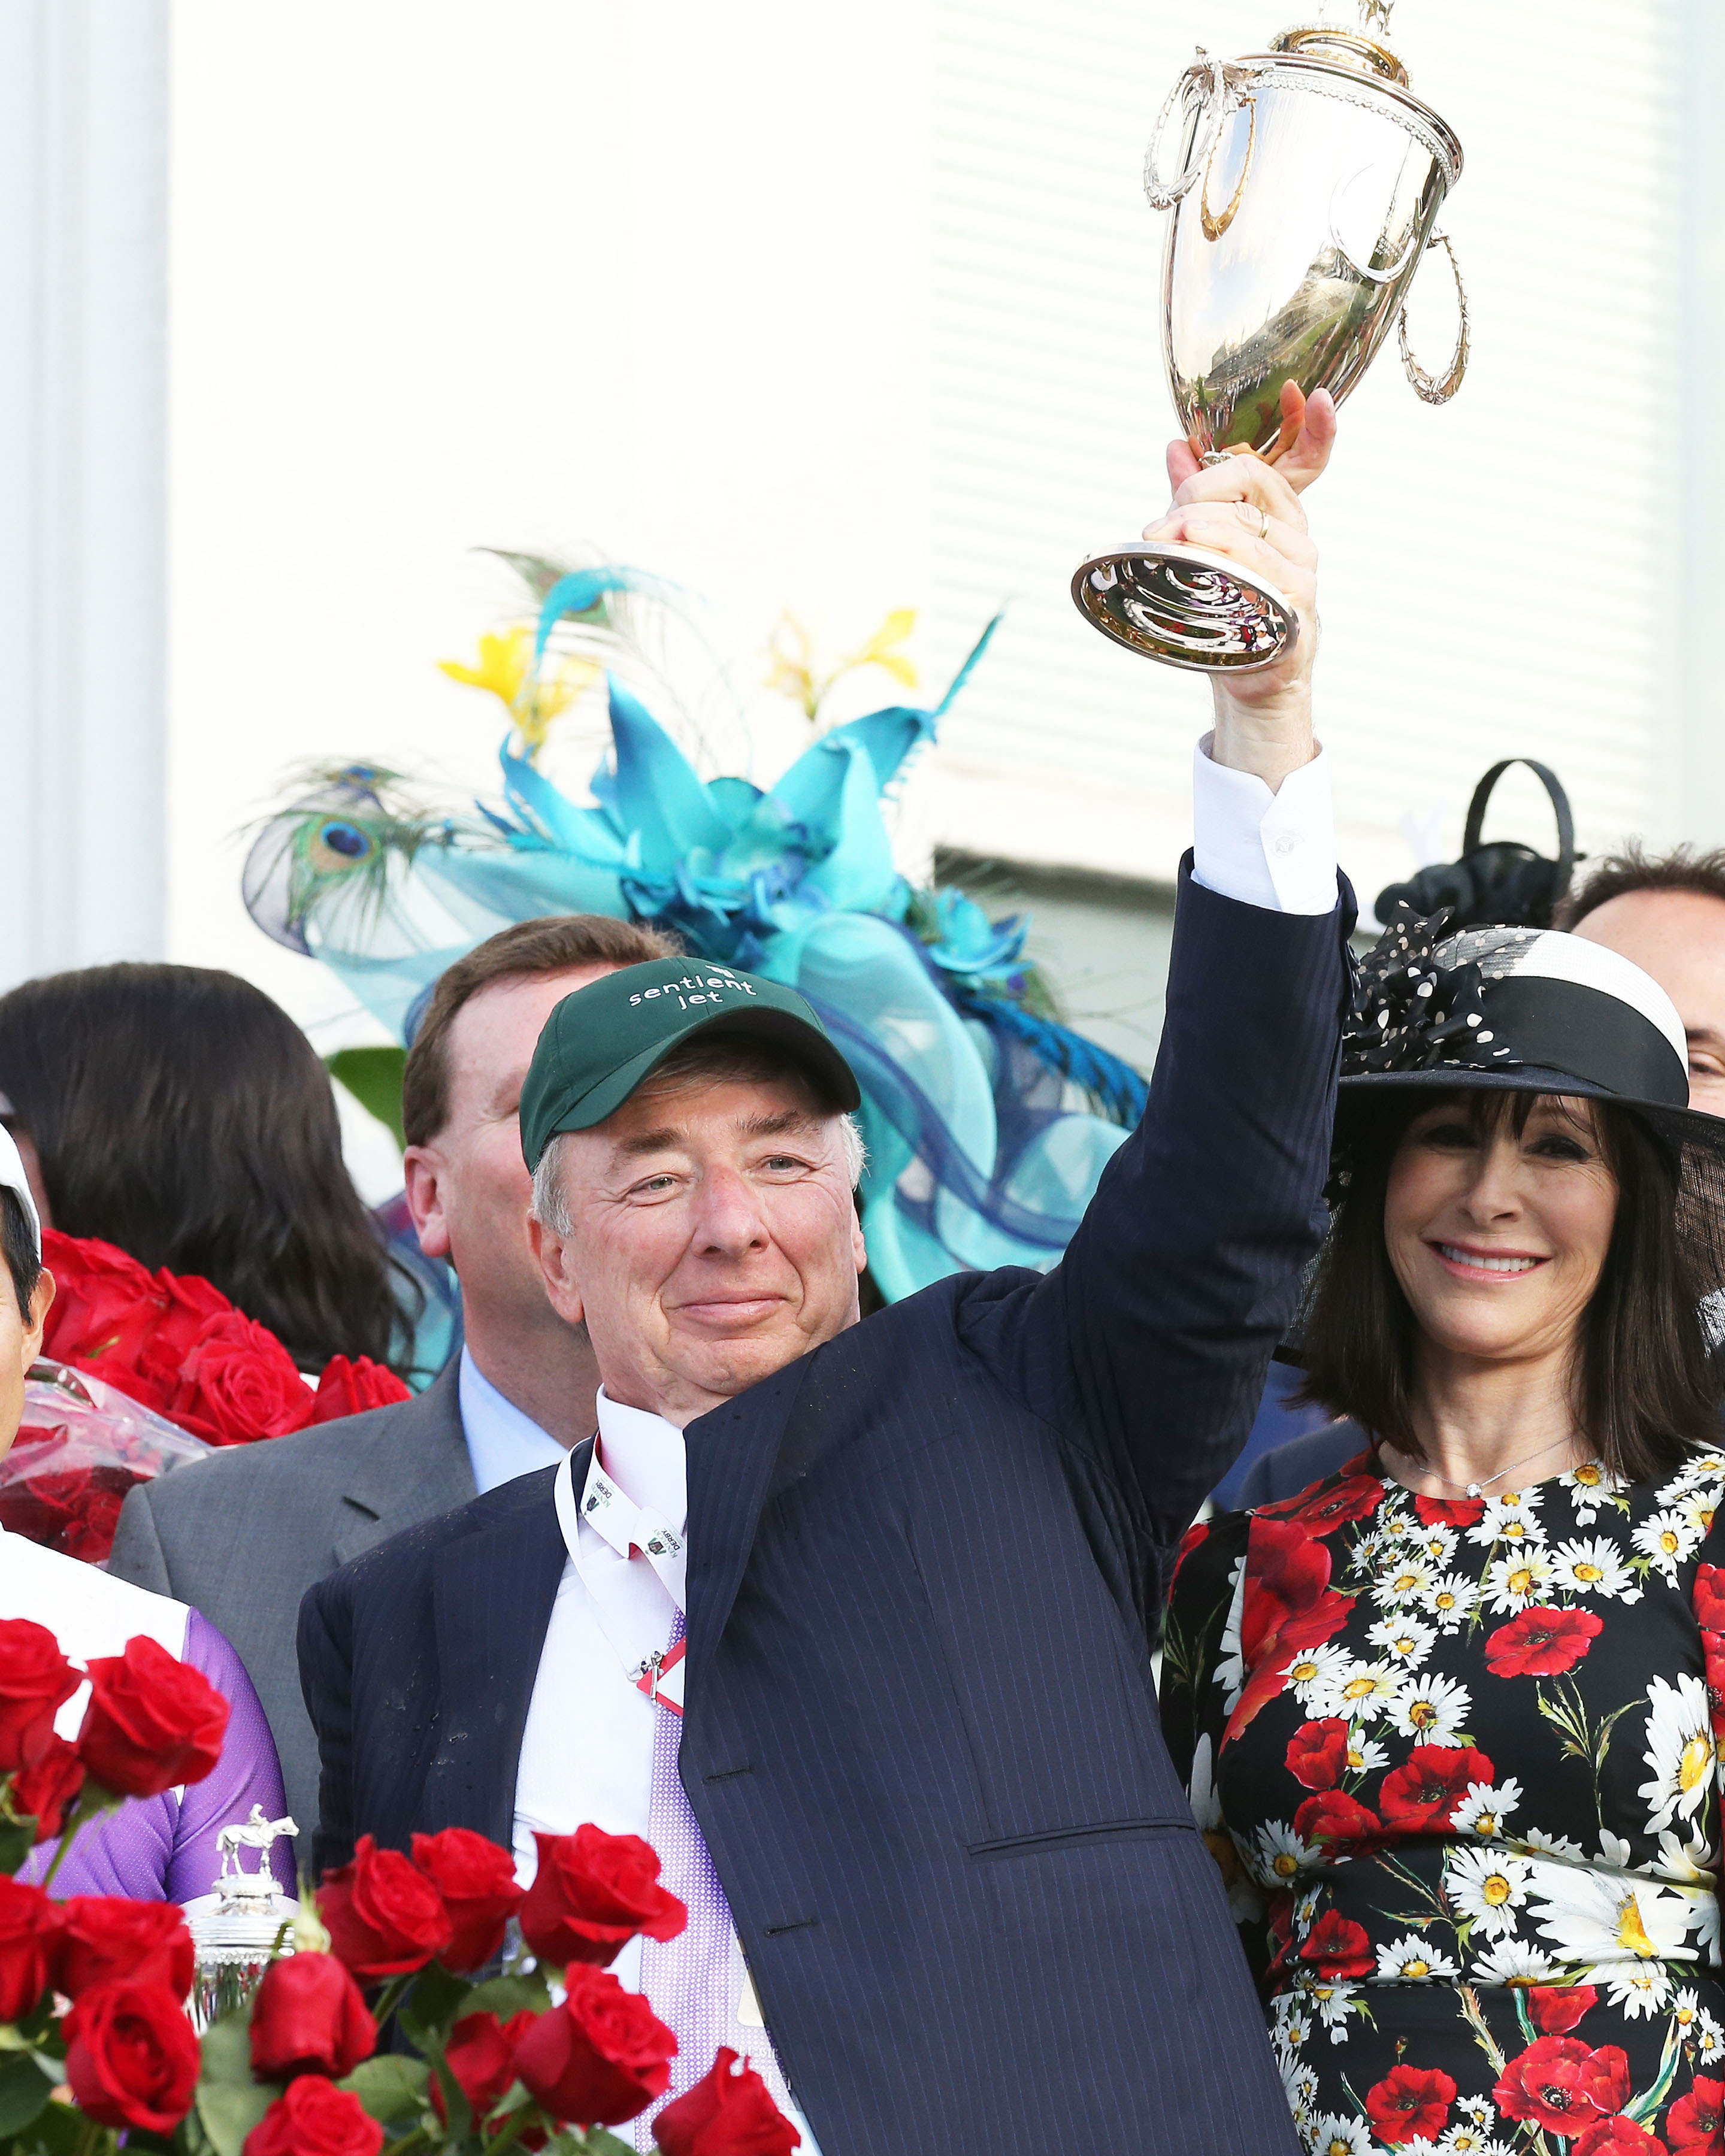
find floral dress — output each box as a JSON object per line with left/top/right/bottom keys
{"left": 1160, "top": 1445, "right": 1725, "bottom": 2156}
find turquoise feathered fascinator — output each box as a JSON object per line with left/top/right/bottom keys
{"left": 243, "top": 565, "right": 1148, "bottom": 1303}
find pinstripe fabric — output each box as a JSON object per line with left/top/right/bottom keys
{"left": 300, "top": 863, "right": 1351, "bottom": 2155}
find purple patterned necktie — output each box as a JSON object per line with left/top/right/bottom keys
{"left": 632, "top": 1611, "right": 797, "bottom": 2149}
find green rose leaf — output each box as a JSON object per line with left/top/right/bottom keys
{"left": 340, "top": 2055, "right": 431, "bottom": 2125}
{"left": 0, "top": 2052, "right": 56, "bottom": 2135}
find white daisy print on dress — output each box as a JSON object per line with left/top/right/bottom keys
{"left": 1638, "top": 1672, "right": 1715, "bottom": 1834}
{"left": 1557, "top": 1461, "right": 1614, "bottom": 1522}
{"left": 1450, "top": 1779, "right": 1523, "bottom": 1840}
{"left": 1528, "top": 1864, "right": 1695, "bottom": 1966}
{"left": 1418, "top": 1574, "right": 1478, "bottom": 1631}
{"left": 1373, "top": 1557, "right": 1435, "bottom": 1607}
{"left": 1286, "top": 1642, "right": 1355, "bottom": 1707}
{"left": 1548, "top": 1537, "right": 1636, "bottom": 1600}
{"left": 1253, "top": 1819, "right": 1317, "bottom": 1887}
{"left": 1468, "top": 1489, "right": 1547, "bottom": 1549}
{"left": 1374, "top": 1934, "right": 1460, "bottom": 1982}
{"left": 1445, "top": 1845, "right": 1532, "bottom": 1937}
{"left": 1632, "top": 1506, "right": 1703, "bottom": 1582}
{"left": 1366, "top": 1613, "right": 1439, "bottom": 1669}
{"left": 1390, "top": 1673, "right": 1473, "bottom": 1745}
{"left": 1315, "top": 1658, "right": 1406, "bottom": 1722}
{"left": 1308, "top": 2115, "right": 1372, "bottom": 2156}
{"left": 1599, "top": 1960, "right": 1674, "bottom": 2019}
{"left": 1469, "top": 1939, "right": 1557, "bottom": 1985}
{"left": 1481, "top": 1551, "right": 1554, "bottom": 1615}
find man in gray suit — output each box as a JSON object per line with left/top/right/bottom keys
{"left": 108, "top": 912, "right": 674, "bottom": 1833}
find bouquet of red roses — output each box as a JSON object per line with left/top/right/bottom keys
{"left": 0, "top": 1235, "right": 416, "bottom": 1566}
{"left": 40, "top": 1232, "right": 410, "bottom": 1446}
{"left": 1, "top": 1615, "right": 800, "bottom": 2156}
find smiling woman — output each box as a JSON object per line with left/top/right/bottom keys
{"left": 1160, "top": 918, "right": 1725, "bottom": 2155}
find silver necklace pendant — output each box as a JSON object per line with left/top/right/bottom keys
{"left": 1465, "top": 1482, "right": 1483, "bottom": 1498}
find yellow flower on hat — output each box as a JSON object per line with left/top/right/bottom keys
{"left": 767, "top": 607, "right": 919, "bottom": 725}
{"left": 438, "top": 625, "right": 601, "bottom": 761}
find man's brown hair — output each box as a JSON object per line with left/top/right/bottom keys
{"left": 402, "top": 915, "right": 680, "bottom": 1146}
{"left": 1557, "top": 843, "right": 1725, "bottom": 931}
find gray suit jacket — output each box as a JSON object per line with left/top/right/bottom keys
{"left": 107, "top": 1364, "right": 475, "bottom": 1839}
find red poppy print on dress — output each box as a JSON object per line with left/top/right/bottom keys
{"left": 1365, "top": 2064, "right": 1455, "bottom": 2146}
{"left": 1666, "top": 2073, "right": 1725, "bottom": 2156}
{"left": 1494, "top": 2037, "right": 1632, "bottom": 2137}
{"left": 1484, "top": 1605, "right": 1604, "bottom": 1680}
{"left": 1297, "top": 1909, "right": 1375, "bottom": 1981}
{"left": 1227, "top": 1519, "right": 1355, "bottom": 1734}
{"left": 1292, "top": 1789, "right": 1382, "bottom": 1858}
{"left": 1259, "top": 1474, "right": 1385, "bottom": 1537}
{"left": 1285, "top": 1718, "right": 1350, "bottom": 1792}
{"left": 1378, "top": 1745, "right": 1496, "bottom": 1833}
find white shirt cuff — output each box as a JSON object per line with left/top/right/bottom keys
{"left": 1190, "top": 735, "right": 1337, "bottom": 915}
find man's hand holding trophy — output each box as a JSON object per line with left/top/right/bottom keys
{"left": 1075, "top": 0, "right": 1466, "bottom": 681}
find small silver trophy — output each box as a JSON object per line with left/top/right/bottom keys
{"left": 182, "top": 1807, "right": 301, "bottom": 2031}
{"left": 1072, "top": 0, "right": 1467, "bottom": 671}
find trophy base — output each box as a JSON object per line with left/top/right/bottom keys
{"left": 1071, "top": 542, "right": 1297, "bottom": 672}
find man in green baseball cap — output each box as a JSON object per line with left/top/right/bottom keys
{"left": 302, "top": 398, "right": 1357, "bottom": 2156}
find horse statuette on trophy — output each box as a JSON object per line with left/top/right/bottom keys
{"left": 1072, "top": 1, "right": 1466, "bottom": 671}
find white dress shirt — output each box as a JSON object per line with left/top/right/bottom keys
{"left": 1191, "top": 735, "right": 1336, "bottom": 915}
{"left": 458, "top": 1348, "right": 570, "bottom": 1495}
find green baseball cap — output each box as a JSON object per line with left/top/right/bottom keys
{"left": 518, "top": 956, "right": 861, "bottom": 1170}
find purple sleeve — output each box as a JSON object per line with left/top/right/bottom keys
{"left": 168, "top": 1608, "right": 296, "bottom": 1901}
{"left": 19, "top": 1609, "right": 296, "bottom": 1904}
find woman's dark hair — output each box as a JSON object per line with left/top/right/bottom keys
{"left": 0, "top": 1187, "right": 40, "bottom": 1318}
{"left": 0, "top": 964, "right": 408, "bottom": 1373}
{"left": 1298, "top": 1086, "right": 1719, "bottom": 1482}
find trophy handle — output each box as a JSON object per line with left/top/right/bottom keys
{"left": 1399, "top": 230, "right": 1470, "bottom": 405}
{"left": 1327, "top": 165, "right": 1419, "bottom": 286}
{"left": 1143, "top": 53, "right": 1228, "bottom": 211}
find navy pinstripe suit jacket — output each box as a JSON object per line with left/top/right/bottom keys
{"left": 299, "top": 863, "right": 1351, "bottom": 2154}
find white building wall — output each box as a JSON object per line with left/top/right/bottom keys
{"left": 127, "top": 0, "right": 1711, "bottom": 1071}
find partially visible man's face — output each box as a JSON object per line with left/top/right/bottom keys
{"left": 404, "top": 967, "right": 618, "bottom": 1323}
{"left": 0, "top": 1264, "right": 52, "bottom": 1464}
{"left": 530, "top": 1074, "right": 867, "bottom": 1427}
{"left": 1573, "top": 889, "right": 1725, "bottom": 1118}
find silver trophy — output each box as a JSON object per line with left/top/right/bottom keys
{"left": 1073, "top": 1, "right": 1466, "bottom": 671}
{"left": 182, "top": 1806, "right": 301, "bottom": 2031}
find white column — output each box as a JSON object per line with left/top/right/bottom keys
{"left": 0, "top": 0, "right": 168, "bottom": 988}
{"left": 1684, "top": 0, "right": 1725, "bottom": 846}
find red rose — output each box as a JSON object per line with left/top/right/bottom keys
{"left": 161, "top": 1311, "right": 316, "bottom": 1445}
{"left": 432, "top": 2010, "right": 540, "bottom": 2130}
{"left": 310, "top": 1355, "right": 411, "bottom": 1425}
{"left": 1485, "top": 1606, "right": 1605, "bottom": 1680}
{"left": 246, "top": 2075, "right": 386, "bottom": 2156}
{"left": 40, "top": 1231, "right": 170, "bottom": 1379}
{"left": 655, "top": 2046, "right": 802, "bottom": 2156}
{"left": 0, "top": 1876, "right": 63, "bottom": 2021}
{"left": 60, "top": 1485, "right": 128, "bottom": 1564}
{"left": 10, "top": 1733, "right": 84, "bottom": 1840}
{"left": 319, "top": 1834, "right": 453, "bottom": 1979}
{"left": 56, "top": 1898, "right": 193, "bottom": 2001}
{"left": 1530, "top": 1985, "right": 1598, "bottom": 2037}
{"left": 1379, "top": 1745, "right": 1497, "bottom": 1832}
{"left": 520, "top": 1824, "right": 688, "bottom": 1969}
{"left": 411, "top": 1827, "right": 524, "bottom": 1971}
{"left": 515, "top": 1964, "right": 677, "bottom": 2126}
{"left": 249, "top": 1952, "right": 377, "bottom": 2079}
{"left": 1695, "top": 1565, "right": 1725, "bottom": 1634}
{"left": 77, "top": 1633, "right": 230, "bottom": 1797}
{"left": 1413, "top": 1493, "right": 1485, "bottom": 1528}
{"left": 1297, "top": 1907, "right": 1375, "bottom": 1979}
{"left": 63, "top": 1979, "right": 202, "bottom": 2133}
{"left": 1495, "top": 2036, "right": 1632, "bottom": 2136}
{"left": 1266, "top": 1474, "right": 1385, "bottom": 1537}
{"left": 1667, "top": 2074, "right": 1725, "bottom": 2156}
{"left": 1293, "top": 1790, "right": 1383, "bottom": 1857}
{"left": 0, "top": 1616, "right": 79, "bottom": 1772}
{"left": 1285, "top": 1717, "right": 1350, "bottom": 1792}
{"left": 1365, "top": 2064, "right": 1456, "bottom": 2146}
{"left": 1575, "top": 2124, "right": 1669, "bottom": 2156}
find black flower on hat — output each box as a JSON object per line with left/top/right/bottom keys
{"left": 1343, "top": 906, "right": 1525, "bottom": 1077}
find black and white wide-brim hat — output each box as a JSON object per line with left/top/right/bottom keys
{"left": 1339, "top": 914, "right": 1725, "bottom": 1297}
